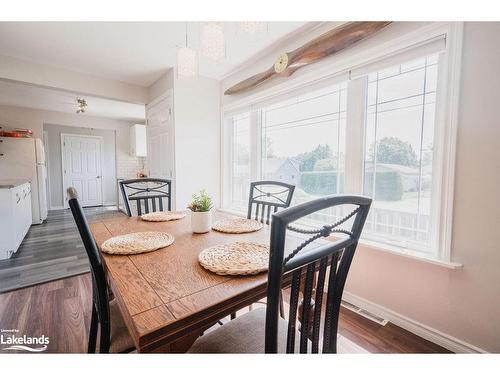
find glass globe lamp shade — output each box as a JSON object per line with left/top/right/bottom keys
{"left": 177, "top": 46, "right": 198, "bottom": 78}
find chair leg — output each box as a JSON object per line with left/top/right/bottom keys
{"left": 279, "top": 292, "right": 285, "bottom": 319}
{"left": 99, "top": 319, "right": 111, "bottom": 353}
{"left": 230, "top": 312, "right": 236, "bottom": 320}
{"left": 87, "top": 304, "right": 98, "bottom": 353}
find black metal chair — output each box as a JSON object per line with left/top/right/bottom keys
{"left": 229, "top": 181, "right": 295, "bottom": 321}
{"left": 67, "top": 187, "right": 135, "bottom": 353}
{"left": 189, "top": 194, "right": 372, "bottom": 353}
{"left": 247, "top": 181, "right": 295, "bottom": 224}
{"left": 119, "top": 178, "right": 172, "bottom": 217}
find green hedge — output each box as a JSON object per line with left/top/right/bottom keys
{"left": 364, "top": 171, "right": 403, "bottom": 201}
{"left": 300, "top": 171, "right": 343, "bottom": 195}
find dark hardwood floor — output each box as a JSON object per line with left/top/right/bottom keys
{"left": 0, "top": 273, "right": 450, "bottom": 354}
{"left": 0, "top": 207, "right": 123, "bottom": 293}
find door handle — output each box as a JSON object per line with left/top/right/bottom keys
{"left": 96, "top": 176, "right": 101, "bottom": 179}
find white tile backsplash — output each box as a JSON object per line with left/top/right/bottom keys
{"left": 117, "top": 155, "right": 145, "bottom": 179}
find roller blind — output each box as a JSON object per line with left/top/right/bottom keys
{"left": 349, "top": 35, "right": 446, "bottom": 79}
{"left": 224, "top": 71, "right": 349, "bottom": 117}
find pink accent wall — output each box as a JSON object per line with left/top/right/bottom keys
{"left": 345, "top": 22, "right": 500, "bottom": 352}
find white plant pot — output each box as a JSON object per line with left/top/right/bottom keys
{"left": 190, "top": 210, "right": 212, "bottom": 233}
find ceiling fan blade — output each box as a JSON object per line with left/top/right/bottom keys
{"left": 224, "top": 21, "right": 392, "bottom": 95}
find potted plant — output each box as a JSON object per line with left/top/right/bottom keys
{"left": 187, "top": 190, "right": 214, "bottom": 233}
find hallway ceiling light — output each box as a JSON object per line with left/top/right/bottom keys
{"left": 201, "top": 22, "right": 225, "bottom": 61}
{"left": 76, "top": 98, "right": 87, "bottom": 114}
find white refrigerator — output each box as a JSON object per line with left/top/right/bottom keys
{"left": 0, "top": 137, "right": 48, "bottom": 224}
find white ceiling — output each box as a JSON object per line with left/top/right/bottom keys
{"left": 0, "top": 79, "right": 145, "bottom": 121}
{"left": 0, "top": 22, "right": 307, "bottom": 87}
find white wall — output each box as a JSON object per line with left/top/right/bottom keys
{"left": 173, "top": 75, "right": 221, "bottom": 209}
{"left": 146, "top": 70, "right": 221, "bottom": 210}
{"left": 0, "top": 104, "right": 141, "bottom": 208}
{"left": 0, "top": 54, "right": 148, "bottom": 104}
{"left": 148, "top": 68, "right": 174, "bottom": 102}
{"left": 220, "top": 22, "right": 500, "bottom": 352}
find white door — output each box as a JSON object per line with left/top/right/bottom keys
{"left": 62, "top": 134, "right": 103, "bottom": 207}
{"left": 146, "top": 93, "right": 174, "bottom": 179}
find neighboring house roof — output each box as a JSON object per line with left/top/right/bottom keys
{"left": 263, "top": 158, "right": 300, "bottom": 174}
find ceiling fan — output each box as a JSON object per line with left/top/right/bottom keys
{"left": 224, "top": 21, "right": 392, "bottom": 95}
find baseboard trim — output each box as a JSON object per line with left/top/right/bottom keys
{"left": 49, "top": 205, "right": 65, "bottom": 210}
{"left": 342, "top": 291, "right": 488, "bottom": 353}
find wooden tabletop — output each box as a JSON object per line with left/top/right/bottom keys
{"left": 90, "top": 211, "right": 290, "bottom": 353}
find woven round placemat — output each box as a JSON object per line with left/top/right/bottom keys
{"left": 212, "top": 217, "right": 263, "bottom": 234}
{"left": 101, "top": 231, "right": 174, "bottom": 255}
{"left": 141, "top": 211, "right": 187, "bottom": 222}
{"left": 198, "top": 242, "right": 269, "bottom": 276}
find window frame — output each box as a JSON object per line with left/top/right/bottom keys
{"left": 220, "top": 22, "right": 464, "bottom": 264}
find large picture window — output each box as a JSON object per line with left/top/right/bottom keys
{"left": 222, "top": 27, "right": 460, "bottom": 262}
{"left": 362, "top": 54, "right": 439, "bottom": 252}
{"left": 261, "top": 83, "right": 347, "bottom": 205}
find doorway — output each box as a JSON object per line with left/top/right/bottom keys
{"left": 61, "top": 133, "right": 104, "bottom": 208}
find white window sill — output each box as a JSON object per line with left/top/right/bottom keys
{"left": 217, "top": 208, "right": 463, "bottom": 270}
{"left": 357, "top": 238, "right": 463, "bottom": 270}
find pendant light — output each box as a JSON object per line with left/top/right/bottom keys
{"left": 200, "top": 22, "right": 225, "bottom": 61}
{"left": 177, "top": 23, "right": 198, "bottom": 78}
{"left": 239, "top": 22, "right": 266, "bottom": 35}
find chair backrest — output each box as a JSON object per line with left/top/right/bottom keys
{"left": 264, "top": 194, "right": 372, "bottom": 353}
{"left": 247, "top": 181, "right": 295, "bottom": 224}
{"left": 119, "top": 178, "right": 172, "bottom": 216}
{"left": 67, "top": 187, "right": 110, "bottom": 326}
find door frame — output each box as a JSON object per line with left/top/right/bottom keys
{"left": 61, "top": 133, "right": 104, "bottom": 209}
{"left": 42, "top": 130, "right": 52, "bottom": 210}
{"left": 146, "top": 89, "right": 176, "bottom": 209}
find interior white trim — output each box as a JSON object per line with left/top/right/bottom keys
{"left": 42, "top": 130, "right": 51, "bottom": 210}
{"left": 438, "top": 22, "right": 464, "bottom": 263}
{"left": 147, "top": 88, "right": 173, "bottom": 109}
{"left": 342, "top": 291, "right": 488, "bottom": 353}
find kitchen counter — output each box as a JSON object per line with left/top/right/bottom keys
{"left": 0, "top": 179, "right": 31, "bottom": 188}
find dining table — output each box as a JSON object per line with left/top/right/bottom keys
{"left": 89, "top": 210, "right": 308, "bottom": 353}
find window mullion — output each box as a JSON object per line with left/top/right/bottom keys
{"left": 250, "top": 109, "right": 261, "bottom": 182}
{"left": 344, "top": 76, "right": 368, "bottom": 194}
{"left": 223, "top": 117, "right": 234, "bottom": 208}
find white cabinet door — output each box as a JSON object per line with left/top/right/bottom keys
{"left": 22, "top": 184, "right": 32, "bottom": 240}
{"left": 159, "top": 132, "right": 173, "bottom": 178}
{"left": 13, "top": 186, "right": 23, "bottom": 247}
{"left": 146, "top": 94, "right": 174, "bottom": 180}
{"left": 62, "top": 135, "right": 103, "bottom": 207}
{"left": 147, "top": 136, "right": 161, "bottom": 178}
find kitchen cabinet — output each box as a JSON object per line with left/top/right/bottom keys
{"left": 0, "top": 181, "right": 32, "bottom": 259}
{"left": 130, "top": 124, "right": 147, "bottom": 157}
